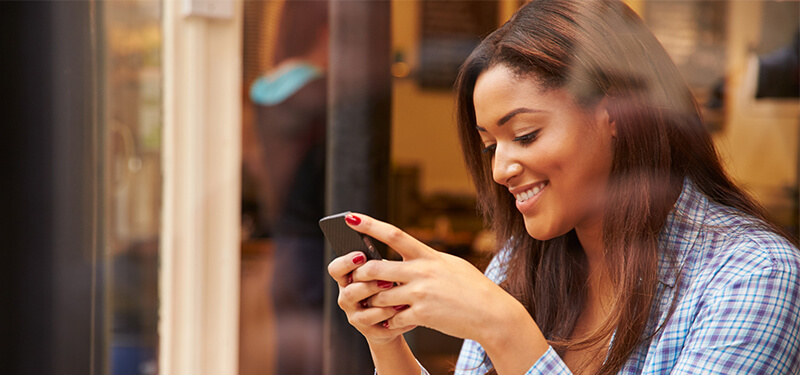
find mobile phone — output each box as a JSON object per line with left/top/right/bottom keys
{"left": 319, "top": 212, "right": 383, "bottom": 260}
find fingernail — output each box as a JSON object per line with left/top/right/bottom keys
{"left": 393, "top": 304, "right": 409, "bottom": 311}
{"left": 347, "top": 274, "right": 353, "bottom": 284}
{"left": 352, "top": 253, "right": 366, "bottom": 265}
{"left": 381, "top": 321, "right": 389, "bottom": 329}
{"left": 377, "top": 280, "right": 393, "bottom": 289}
{"left": 345, "top": 214, "right": 361, "bottom": 226}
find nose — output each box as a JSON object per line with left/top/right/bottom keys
{"left": 492, "top": 145, "right": 523, "bottom": 186}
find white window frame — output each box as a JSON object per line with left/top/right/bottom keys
{"left": 159, "top": 1, "right": 243, "bottom": 374}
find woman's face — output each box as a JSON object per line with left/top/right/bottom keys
{"left": 473, "top": 64, "right": 616, "bottom": 241}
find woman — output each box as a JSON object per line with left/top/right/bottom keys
{"left": 327, "top": 0, "right": 800, "bottom": 374}
{"left": 247, "top": 1, "right": 329, "bottom": 374}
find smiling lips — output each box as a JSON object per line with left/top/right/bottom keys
{"left": 514, "top": 181, "right": 548, "bottom": 203}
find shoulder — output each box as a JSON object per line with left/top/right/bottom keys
{"left": 250, "top": 61, "right": 325, "bottom": 106}
{"left": 678, "top": 209, "right": 800, "bottom": 372}
{"left": 656, "top": 199, "right": 800, "bottom": 373}
{"left": 665, "top": 180, "right": 800, "bottom": 290}
{"left": 662, "top": 180, "right": 800, "bottom": 322}
{"left": 697, "top": 201, "right": 800, "bottom": 290}
{"left": 675, "top": 199, "right": 800, "bottom": 347}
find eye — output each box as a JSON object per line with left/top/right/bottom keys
{"left": 481, "top": 143, "right": 496, "bottom": 155}
{"left": 513, "top": 130, "right": 540, "bottom": 145}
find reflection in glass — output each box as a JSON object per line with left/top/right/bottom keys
{"left": 103, "top": 1, "right": 162, "bottom": 374}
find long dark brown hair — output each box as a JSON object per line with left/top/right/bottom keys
{"left": 455, "top": 0, "right": 793, "bottom": 374}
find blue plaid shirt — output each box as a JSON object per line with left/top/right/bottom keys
{"left": 442, "top": 179, "right": 800, "bottom": 374}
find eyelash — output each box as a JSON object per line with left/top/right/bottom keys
{"left": 514, "top": 130, "right": 540, "bottom": 145}
{"left": 481, "top": 130, "right": 540, "bottom": 154}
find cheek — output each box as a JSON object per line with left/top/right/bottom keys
{"left": 566, "top": 153, "right": 614, "bottom": 217}
{"left": 563, "top": 131, "right": 614, "bottom": 184}
{"left": 521, "top": 137, "right": 565, "bottom": 173}
{"left": 548, "top": 143, "right": 612, "bottom": 217}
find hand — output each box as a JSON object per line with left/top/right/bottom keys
{"left": 344, "top": 213, "right": 527, "bottom": 344}
{"left": 327, "top": 250, "right": 416, "bottom": 346}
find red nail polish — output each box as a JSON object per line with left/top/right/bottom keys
{"left": 360, "top": 301, "right": 369, "bottom": 309}
{"left": 347, "top": 274, "right": 353, "bottom": 284}
{"left": 381, "top": 321, "right": 389, "bottom": 329}
{"left": 345, "top": 214, "right": 361, "bottom": 226}
{"left": 377, "top": 280, "right": 393, "bottom": 289}
{"left": 352, "top": 253, "right": 366, "bottom": 265}
{"left": 393, "top": 304, "right": 409, "bottom": 311}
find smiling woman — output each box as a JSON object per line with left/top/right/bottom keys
{"left": 473, "top": 66, "right": 615, "bottom": 244}
{"left": 327, "top": 0, "right": 800, "bottom": 374}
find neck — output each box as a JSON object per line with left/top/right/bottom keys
{"left": 575, "top": 218, "right": 604, "bottom": 272}
{"left": 576, "top": 219, "right": 613, "bottom": 304}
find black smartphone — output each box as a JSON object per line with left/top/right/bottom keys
{"left": 319, "top": 212, "right": 383, "bottom": 260}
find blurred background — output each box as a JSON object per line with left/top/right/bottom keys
{"left": 2, "top": 0, "right": 797, "bottom": 375}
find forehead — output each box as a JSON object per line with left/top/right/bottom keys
{"left": 473, "top": 65, "right": 574, "bottom": 126}
{"left": 474, "top": 65, "right": 541, "bottom": 103}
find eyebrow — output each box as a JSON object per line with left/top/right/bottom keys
{"left": 476, "top": 107, "right": 542, "bottom": 131}
{"left": 499, "top": 108, "right": 541, "bottom": 125}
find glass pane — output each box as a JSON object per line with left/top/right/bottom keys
{"left": 241, "top": 1, "right": 328, "bottom": 374}
{"left": 240, "top": 1, "right": 798, "bottom": 374}
{"left": 103, "top": 1, "right": 162, "bottom": 374}
{"left": 643, "top": 0, "right": 799, "bottom": 236}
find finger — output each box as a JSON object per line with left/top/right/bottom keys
{"left": 338, "top": 279, "right": 397, "bottom": 311}
{"left": 366, "top": 283, "right": 411, "bottom": 308}
{"left": 345, "top": 213, "right": 430, "bottom": 261}
{"left": 362, "top": 317, "right": 414, "bottom": 343}
{"left": 351, "top": 258, "right": 417, "bottom": 285}
{"left": 347, "top": 305, "right": 397, "bottom": 329}
{"left": 381, "top": 307, "right": 420, "bottom": 332}
{"left": 327, "top": 251, "right": 369, "bottom": 287}
{"left": 382, "top": 309, "right": 418, "bottom": 333}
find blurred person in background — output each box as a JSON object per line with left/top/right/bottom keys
{"left": 328, "top": 0, "right": 800, "bottom": 374}
{"left": 247, "top": 1, "right": 328, "bottom": 374}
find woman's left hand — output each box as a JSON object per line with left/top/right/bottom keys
{"left": 346, "top": 213, "right": 527, "bottom": 344}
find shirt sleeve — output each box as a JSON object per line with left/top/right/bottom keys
{"left": 669, "top": 262, "right": 800, "bottom": 374}
{"left": 525, "top": 347, "right": 572, "bottom": 374}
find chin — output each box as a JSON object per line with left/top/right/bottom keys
{"left": 524, "top": 224, "right": 557, "bottom": 241}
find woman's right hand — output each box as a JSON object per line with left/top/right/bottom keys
{"left": 327, "top": 251, "right": 415, "bottom": 346}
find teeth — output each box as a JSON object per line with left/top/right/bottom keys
{"left": 515, "top": 184, "right": 545, "bottom": 203}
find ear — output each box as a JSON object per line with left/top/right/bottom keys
{"left": 594, "top": 96, "right": 617, "bottom": 138}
